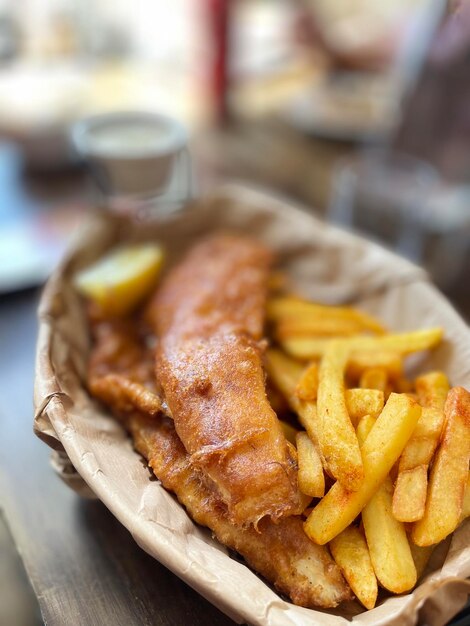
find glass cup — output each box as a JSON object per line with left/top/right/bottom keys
{"left": 328, "top": 149, "right": 470, "bottom": 289}
{"left": 72, "top": 111, "right": 193, "bottom": 220}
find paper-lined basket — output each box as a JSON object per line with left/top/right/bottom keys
{"left": 34, "top": 185, "right": 470, "bottom": 626}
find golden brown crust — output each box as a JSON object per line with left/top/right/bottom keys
{"left": 88, "top": 318, "right": 156, "bottom": 387}
{"left": 88, "top": 318, "right": 160, "bottom": 417}
{"left": 89, "top": 373, "right": 162, "bottom": 416}
{"left": 149, "top": 234, "right": 304, "bottom": 525}
{"left": 147, "top": 234, "right": 272, "bottom": 341}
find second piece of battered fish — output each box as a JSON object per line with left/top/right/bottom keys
{"left": 149, "top": 234, "right": 304, "bottom": 526}
{"left": 88, "top": 317, "right": 162, "bottom": 418}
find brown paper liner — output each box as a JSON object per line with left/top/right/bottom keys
{"left": 34, "top": 185, "right": 470, "bottom": 625}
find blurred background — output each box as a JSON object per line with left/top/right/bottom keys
{"left": 1, "top": 0, "right": 469, "bottom": 296}
{"left": 1, "top": 1, "right": 469, "bottom": 624}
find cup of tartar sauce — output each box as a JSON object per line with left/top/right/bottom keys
{"left": 71, "top": 111, "right": 192, "bottom": 217}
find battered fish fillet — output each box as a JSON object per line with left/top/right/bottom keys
{"left": 128, "top": 412, "right": 352, "bottom": 609}
{"left": 148, "top": 234, "right": 304, "bottom": 526}
{"left": 88, "top": 318, "right": 162, "bottom": 418}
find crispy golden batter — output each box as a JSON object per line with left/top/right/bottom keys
{"left": 90, "top": 373, "right": 162, "bottom": 416}
{"left": 88, "top": 318, "right": 161, "bottom": 417}
{"left": 128, "top": 412, "right": 351, "bottom": 609}
{"left": 147, "top": 234, "right": 270, "bottom": 341}
{"left": 149, "top": 234, "right": 303, "bottom": 526}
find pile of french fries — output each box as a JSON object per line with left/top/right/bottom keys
{"left": 266, "top": 295, "right": 470, "bottom": 610}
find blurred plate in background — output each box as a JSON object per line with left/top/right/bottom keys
{"left": 0, "top": 205, "right": 83, "bottom": 294}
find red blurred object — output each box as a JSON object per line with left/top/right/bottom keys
{"left": 206, "top": 0, "right": 231, "bottom": 123}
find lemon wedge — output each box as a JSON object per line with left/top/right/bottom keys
{"left": 75, "top": 243, "right": 164, "bottom": 316}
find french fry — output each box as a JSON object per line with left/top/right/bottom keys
{"left": 330, "top": 526, "right": 378, "bottom": 610}
{"left": 356, "top": 415, "right": 376, "bottom": 444}
{"left": 297, "top": 403, "right": 323, "bottom": 452}
{"left": 347, "top": 328, "right": 444, "bottom": 356}
{"left": 393, "top": 372, "right": 450, "bottom": 522}
{"left": 280, "top": 328, "right": 443, "bottom": 361}
{"left": 265, "top": 349, "right": 304, "bottom": 410}
{"left": 295, "top": 362, "right": 319, "bottom": 402}
{"left": 347, "top": 351, "right": 403, "bottom": 381}
{"left": 393, "top": 466, "right": 428, "bottom": 522}
{"left": 412, "top": 387, "right": 470, "bottom": 546}
{"left": 397, "top": 403, "right": 448, "bottom": 475}
{"left": 317, "top": 341, "right": 363, "bottom": 490}
{"left": 362, "top": 478, "right": 417, "bottom": 594}
{"left": 280, "top": 420, "right": 298, "bottom": 446}
{"left": 355, "top": 415, "right": 417, "bottom": 593}
{"left": 410, "top": 543, "right": 434, "bottom": 579}
{"left": 276, "top": 317, "right": 367, "bottom": 339}
{"left": 346, "top": 389, "right": 384, "bottom": 424}
{"left": 266, "top": 297, "right": 386, "bottom": 334}
{"left": 296, "top": 432, "right": 325, "bottom": 498}
{"left": 360, "top": 368, "right": 388, "bottom": 392}
{"left": 266, "top": 349, "right": 323, "bottom": 453}
{"left": 461, "top": 472, "right": 470, "bottom": 521}
{"left": 304, "top": 394, "right": 421, "bottom": 545}
{"left": 416, "top": 371, "right": 450, "bottom": 410}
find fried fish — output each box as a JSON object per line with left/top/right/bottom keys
{"left": 88, "top": 317, "right": 162, "bottom": 418}
{"left": 148, "top": 235, "right": 304, "bottom": 526}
